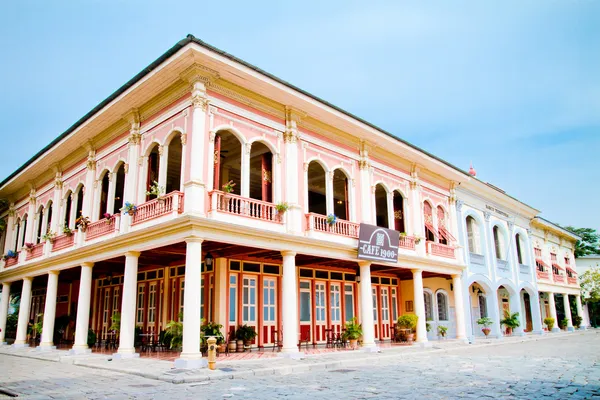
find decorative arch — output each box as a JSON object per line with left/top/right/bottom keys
{"left": 306, "top": 160, "right": 327, "bottom": 215}
{"left": 435, "top": 289, "right": 450, "bottom": 321}
{"left": 212, "top": 125, "right": 248, "bottom": 146}
{"left": 513, "top": 227, "right": 530, "bottom": 265}
{"left": 305, "top": 157, "right": 330, "bottom": 173}
{"left": 374, "top": 183, "right": 389, "bottom": 228}
{"left": 164, "top": 128, "right": 184, "bottom": 147}
{"left": 464, "top": 210, "right": 486, "bottom": 255}
{"left": 97, "top": 168, "right": 111, "bottom": 219}
{"left": 495, "top": 279, "right": 518, "bottom": 296}
{"left": 112, "top": 162, "right": 127, "bottom": 213}
{"left": 332, "top": 168, "right": 350, "bottom": 221}
{"left": 519, "top": 281, "right": 537, "bottom": 297}
{"left": 35, "top": 204, "right": 45, "bottom": 244}
{"left": 465, "top": 274, "right": 495, "bottom": 294}
{"left": 213, "top": 129, "right": 243, "bottom": 195}
{"left": 423, "top": 200, "right": 436, "bottom": 242}
{"left": 491, "top": 222, "right": 509, "bottom": 260}
{"left": 143, "top": 140, "right": 162, "bottom": 158}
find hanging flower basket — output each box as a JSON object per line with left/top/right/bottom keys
{"left": 326, "top": 214, "right": 337, "bottom": 226}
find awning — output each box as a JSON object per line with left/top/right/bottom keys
{"left": 566, "top": 267, "right": 577, "bottom": 276}
{"left": 438, "top": 225, "right": 456, "bottom": 242}
{"left": 552, "top": 263, "right": 565, "bottom": 271}
{"left": 535, "top": 258, "right": 548, "bottom": 270}
{"left": 424, "top": 222, "right": 438, "bottom": 239}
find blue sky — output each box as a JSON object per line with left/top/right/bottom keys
{"left": 0, "top": 1, "right": 598, "bottom": 231}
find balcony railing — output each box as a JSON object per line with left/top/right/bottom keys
{"left": 306, "top": 213, "right": 359, "bottom": 238}
{"left": 26, "top": 243, "right": 45, "bottom": 260}
{"left": 399, "top": 235, "right": 416, "bottom": 250}
{"left": 469, "top": 253, "right": 486, "bottom": 266}
{"left": 86, "top": 215, "right": 119, "bottom": 240}
{"left": 427, "top": 241, "right": 455, "bottom": 258}
{"left": 553, "top": 274, "right": 565, "bottom": 283}
{"left": 496, "top": 259, "right": 509, "bottom": 270}
{"left": 209, "top": 190, "right": 281, "bottom": 224}
{"left": 567, "top": 277, "right": 578, "bottom": 285}
{"left": 519, "top": 264, "right": 529, "bottom": 274}
{"left": 132, "top": 191, "right": 184, "bottom": 226}
{"left": 4, "top": 254, "right": 19, "bottom": 267}
{"left": 536, "top": 270, "right": 550, "bottom": 280}
{"left": 52, "top": 234, "right": 75, "bottom": 252}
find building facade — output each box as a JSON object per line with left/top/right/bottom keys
{"left": 576, "top": 255, "right": 600, "bottom": 327}
{"left": 0, "top": 36, "right": 585, "bottom": 368}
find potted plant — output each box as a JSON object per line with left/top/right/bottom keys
{"left": 544, "top": 317, "right": 555, "bottom": 331}
{"left": 42, "top": 231, "right": 56, "bottom": 243}
{"left": 24, "top": 242, "right": 35, "bottom": 252}
{"left": 275, "top": 202, "right": 289, "bottom": 215}
{"left": 236, "top": 324, "right": 257, "bottom": 347}
{"left": 103, "top": 213, "right": 113, "bottom": 223}
{"left": 477, "top": 317, "right": 493, "bottom": 337}
{"left": 202, "top": 322, "right": 225, "bottom": 353}
{"left": 109, "top": 312, "right": 121, "bottom": 333}
{"left": 500, "top": 311, "right": 520, "bottom": 336}
{"left": 165, "top": 319, "right": 183, "bottom": 350}
{"left": 414, "top": 236, "right": 424, "bottom": 244}
{"left": 342, "top": 317, "right": 363, "bottom": 349}
{"left": 87, "top": 328, "right": 97, "bottom": 348}
{"left": 62, "top": 226, "right": 73, "bottom": 237}
{"left": 146, "top": 180, "right": 166, "bottom": 202}
{"left": 573, "top": 315, "right": 583, "bottom": 329}
{"left": 326, "top": 214, "right": 337, "bottom": 226}
{"left": 560, "top": 318, "right": 570, "bottom": 330}
{"left": 426, "top": 322, "right": 432, "bottom": 333}
{"left": 122, "top": 202, "right": 137, "bottom": 216}
{"left": 397, "top": 314, "right": 418, "bottom": 343}
{"left": 75, "top": 213, "right": 91, "bottom": 233}
{"left": 222, "top": 180, "right": 236, "bottom": 194}
{"left": 437, "top": 325, "right": 448, "bottom": 338}
{"left": 3, "top": 249, "right": 17, "bottom": 261}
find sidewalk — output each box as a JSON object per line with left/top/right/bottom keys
{"left": 0, "top": 330, "right": 585, "bottom": 384}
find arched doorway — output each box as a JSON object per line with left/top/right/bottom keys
{"left": 146, "top": 145, "right": 160, "bottom": 201}
{"left": 166, "top": 135, "right": 182, "bottom": 194}
{"left": 393, "top": 190, "right": 405, "bottom": 232}
{"left": 249, "top": 141, "right": 273, "bottom": 203}
{"left": 213, "top": 130, "right": 242, "bottom": 195}
{"left": 98, "top": 170, "right": 110, "bottom": 219}
{"left": 332, "top": 169, "right": 349, "bottom": 220}
{"left": 113, "top": 163, "right": 126, "bottom": 213}
{"left": 374, "top": 184, "right": 388, "bottom": 228}
{"left": 520, "top": 289, "right": 533, "bottom": 332}
{"left": 307, "top": 161, "right": 326, "bottom": 215}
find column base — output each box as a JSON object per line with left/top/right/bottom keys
{"left": 512, "top": 331, "right": 526, "bottom": 337}
{"left": 174, "top": 357, "right": 207, "bottom": 369}
{"left": 0, "top": 342, "right": 7, "bottom": 346}
{"left": 112, "top": 352, "right": 140, "bottom": 359}
{"left": 551, "top": 328, "right": 560, "bottom": 333}
{"left": 567, "top": 326, "right": 575, "bottom": 332}
{"left": 68, "top": 347, "right": 92, "bottom": 355}
{"left": 37, "top": 344, "right": 57, "bottom": 351}
{"left": 12, "top": 342, "right": 29, "bottom": 348}
{"left": 578, "top": 326, "right": 587, "bottom": 331}
{"left": 531, "top": 330, "right": 544, "bottom": 335}
{"left": 455, "top": 337, "right": 470, "bottom": 344}
{"left": 362, "top": 345, "right": 380, "bottom": 353}
{"left": 278, "top": 350, "right": 305, "bottom": 360}
{"left": 416, "top": 341, "right": 432, "bottom": 348}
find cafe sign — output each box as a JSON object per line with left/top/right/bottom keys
{"left": 357, "top": 223, "right": 400, "bottom": 263}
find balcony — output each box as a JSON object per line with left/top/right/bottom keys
{"left": 567, "top": 277, "right": 578, "bottom": 285}
{"left": 26, "top": 243, "right": 45, "bottom": 261}
{"left": 496, "top": 259, "right": 509, "bottom": 271}
{"left": 426, "top": 241, "right": 455, "bottom": 258}
{"left": 52, "top": 234, "right": 75, "bottom": 252}
{"left": 553, "top": 274, "right": 565, "bottom": 283}
{"left": 536, "top": 270, "right": 550, "bottom": 280}
{"left": 86, "top": 215, "right": 119, "bottom": 240}
{"left": 519, "top": 264, "right": 529, "bottom": 274}
{"left": 305, "top": 213, "right": 359, "bottom": 238}
{"left": 4, "top": 254, "right": 19, "bottom": 268}
{"left": 399, "top": 235, "right": 416, "bottom": 250}
{"left": 132, "top": 191, "right": 184, "bottom": 226}
{"left": 209, "top": 190, "right": 282, "bottom": 224}
{"left": 469, "top": 253, "right": 486, "bottom": 266}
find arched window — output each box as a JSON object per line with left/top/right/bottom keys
{"left": 249, "top": 142, "right": 273, "bottom": 203}
{"left": 515, "top": 233, "right": 524, "bottom": 265}
{"left": 74, "top": 185, "right": 85, "bottom": 226}
{"left": 213, "top": 130, "right": 242, "bottom": 194}
{"left": 436, "top": 291, "right": 448, "bottom": 321}
{"left": 20, "top": 216, "right": 27, "bottom": 248}
{"left": 146, "top": 145, "right": 160, "bottom": 201}
{"left": 307, "top": 161, "right": 326, "bottom": 215}
{"left": 393, "top": 190, "right": 405, "bottom": 232}
{"left": 36, "top": 206, "right": 44, "bottom": 244}
{"left": 113, "top": 164, "right": 126, "bottom": 213}
{"left": 423, "top": 290, "right": 433, "bottom": 321}
{"left": 98, "top": 171, "right": 110, "bottom": 219}
{"left": 63, "top": 191, "right": 73, "bottom": 229}
{"left": 166, "top": 135, "right": 182, "bottom": 194}
{"left": 333, "top": 169, "right": 349, "bottom": 220}
{"left": 466, "top": 216, "right": 480, "bottom": 254}
{"left": 424, "top": 202, "right": 435, "bottom": 242}
{"left": 478, "top": 293, "right": 487, "bottom": 318}
{"left": 374, "top": 184, "right": 388, "bottom": 228}
{"left": 45, "top": 201, "right": 52, "bottom": 237}
{"left": 493, "top": 226, "right": 503, "bottom": 260}
{"left": 437, "top": 206, "right": 447, "bottom": 245}
{"left": 14, "top": 218, "right": 21, "bottom": 251}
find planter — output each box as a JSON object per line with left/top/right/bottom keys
{"left": 406, "top": 333, "right": 415, "bottom": 343}
{"left": 505, "top": 327, "right": 513, "bottom": 336}
{"left": 236, "top": 339, "right": 244, "bottom": 352}
{"left": 228, "top": 340, "right": 237, "bottom": 353}
{"left": 127, "top": 210, "right": 135, "bottom": 216}
{"left": 244, "top": 339, "right": 253, "bottom": 347}
{"left": 79, "top": 226, "right": 87, "bottom": 233}
{"left": 482, "top": 328, "right": 491, "bottom": 337}
{"left": 349, "top": 339, "right": 358, "bottom": 350}
{"left": 217, "top": 343, "right": 227, "bottom": 353}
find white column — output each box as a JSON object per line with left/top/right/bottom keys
{"left": 0, "top": 282, "right": 11, "bottom": 344}
{"left": 175, "top": 238, "right": 207, "bottom": 368}
{"left": 547, "top": 292, "right": 559, "bottom": 332}
{"left": 213, "top": 258, "right": 228, "bottom": 331}
{"left": 183, "top": 81, "right": 209, "bottom": 215}
{"left": 106, "top": 173, "right": 116, "bottom": 215}
{"left": 529, "top": 290, "right": 544, "bottom": 334}
{"left": 241, "top": 144, "right": 250, "bottom": 198}
{"left": 50, "top": 177, "right": 63, "bottom": 233}
{"left": 487, "top": 289, "right": 502, "bottom": 338}
{"left": 39, "top": 271, "right": 59, "bottom": 349}
{"left": 386, "top": 192, "right": 394, "bottom": 229}
{"left": 359, "top": 164, "right": 373, "bottom": 224}
{"left": 575, "top": 295, "right": 587, "bottom": 329}
{"left": 124, "top": 126, "right": 141, "bottom": 206}
{"left": 509, "top": 291, "right": 524, "bottom": 336}
{"left": 563, "top": 294, "right": 574, "bottom": 331}
{"left": 452, "top": 274, "right": 467, "bottom": 340}
{"left": 14, "top": 277, "right": 32, "bottom": 347}
{"left": 281, "top": 251, "right": 300, "bottom": 355}
{"left": 412, "top": 269, "right": 428, "bottom": 344}
{"left": 24, "top": 196, "right": 37, "bottom": 245}
{"left": 82, "top": 153, "right": 96, "bottom": 219}
{"left": 325, "top": 171, "right": 334, "bottom": 216}
{"left": 116, "top": 252, "right": 140, "bottom": 358}
{"left": 71, "top": 263, "right": 93, "bottom": 354}
{"left": 4, "top": 208, "right": 16, "bottom": 253}
{"left": 283, "top": 117, "right": 302, "bottom": 234}
{"left": 359, "top": 261, "right": 377, "bottom": 349}
{"left": 158, "top": 145, "right": 168, "bottom": 190}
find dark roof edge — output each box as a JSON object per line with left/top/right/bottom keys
{"left": 535, "top": 216, "right": 582, "bottom": 241}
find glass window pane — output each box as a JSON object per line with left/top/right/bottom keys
{"left": 300, "top": 292, "right": 311, "bottom": 322}
{"left": 229, "top": 288, "right": 236, "bottom": 322}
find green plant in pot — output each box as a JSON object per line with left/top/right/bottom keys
{"left": 87, "top": 328, "right": 97, "bottom": 348}
{"left": 397, "top": 314, "right": 418, "bottom": 343}
{"left": 560, "top": 318, "right": 570, "bottom": 330}
{"left": 275, "top": 202, "right": 289, "bottom": 215}
{"left": 544, "top": 317, "right": 555, "bottom": 331}
{"left": 573, "top": 315, "right": 582, "bottom": 329}
{"left": 477, "top": 317, "right": 493, "bottom": 337}
{"left": 437, "top": 325, "right": 448, "bottom": 338}
{"left": 500, "top": 311, "right": 520, "bottom": 336}
{"left": 165, "top": 317, "right": 183, "bottom": 350}
{"left": 342, "top": 317, "right": 363, "bottom": 349}
{"left": 236, "top": 324, "right": 257, "bottom": 346}
{"left": 202, "top": 321, "right": 225, "bottom": 352}
{"left": 109, "top": 312, "right": 121, "bottom": 333}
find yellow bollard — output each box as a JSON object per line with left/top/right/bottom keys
{"left": 207, "top": 336, "right": 217, "bottom": 370}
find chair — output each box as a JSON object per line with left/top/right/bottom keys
{"left": 271, "top": 330, "right": 283, "bottom": 352}
{"left": 298, "top": 330, "right": 311, "bottom": 350}
{"left": 325, "top": 329, "right": 335, "bottom": 349}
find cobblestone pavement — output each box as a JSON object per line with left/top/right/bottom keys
{"left": 2, "top": 331, "right": 599, "bottom": 399}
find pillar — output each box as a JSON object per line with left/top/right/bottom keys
{"left": 452, "top": 274, "right": 467, "bottom": 340}
{"left": 175, "top": 238, "right": 207, "bottom": 368}
{"left": 359, "top": 261, "right": 377, "bottom": 350}
{"left": 281, "top": 251, "right": 300, "bottom": 355}
{"left": 487, "top": 289, "right": 502, "bottom": 338}
{"left": 14, "top": 277, "right": 32, "bottom": 347}
{"left": 563, "top": 294, "right": 574, "bottom": 331}
{"left": 70, "top": 263, "right": 94, "bottom": 354}
{"left": 50, "top": 176, "right": 63, "bottom": 233}
{"left": 547, "top": 292, "right": 560, "bottom": 332}
{"left": 575, "top": 295, "right": 587, "bottom": 330}
{"left": 213, "top": 258, "right": 227, "bottom": 334}
{"left": 509, "top": 291, "right": 524, "bottom": 336}
{"left": 529, "top": 290, "right": 544, "bottom": 334}
{"left": 116, "top": 252, "right": 140, "bottom": 358}
{"left": 412, "top": 269, "right": 428, "bottom": 344}
{"left": 0, "top": 282, "right": 11, "bottom": 344}
{"left": 39, "top": 271, "right": 59, "bottom": 349}
{"left": 283, "top": 109, "right": 302, "bottom": 234}
{"left": 358, "top": 141, "right": 373, "bottom": 225}
{"left": 82, "top": 152, "right": 96, "bottom": 219}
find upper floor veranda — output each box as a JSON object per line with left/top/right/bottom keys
{"left": 0, "top": 36, "right": 471, "bottom": 276}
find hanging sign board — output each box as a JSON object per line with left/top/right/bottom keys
{"left": 357, "top": 223, "right": 400, "bottom": 263}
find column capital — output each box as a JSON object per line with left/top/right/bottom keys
{"left": 48, "top": 270, "right": 60, "bottom": 276}
{"left": 23, "top": 276, "right": 33, "bottom": 282}
{"left": 125, "top": 251, "right": 141, "bottom": 258}
{"left": 451, "top": 273, "right": 462, "bottom": 279}
{"left": 81, "top": 262, "right": 94, "bottom": 268}
{"left": 411, "top": 268, "right": 423, "bottom": 275}
{"left": 1, "top": 281, "right": 12, "bottom": 288}
{"left": 281, "top": 250, "right": 297, "bottom": 257}
{"left": 358, "top": 260, "right": 371, "bottom": 268}
{"left": 185, "top": 237, "right": 203, "bottom": 245}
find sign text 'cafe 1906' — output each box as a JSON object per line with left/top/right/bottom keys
{"left": 357, "top": 224, "right": 400, "bottom": 263}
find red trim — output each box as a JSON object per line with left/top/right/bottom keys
{"left": 552, "top": 263, "right": 565, "bottom": 271}
{"left": 438, "top": 225, "right": 456, "bottom": 242}
{"left": 424, "top": 222, "right": 438, "bottom": 239}
{"left": 535, "top": 258, "right": 549, "bottom": 270}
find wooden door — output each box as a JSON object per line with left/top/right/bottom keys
{"left": 329, "top": 283, "right": 342, "bottom": 334}
{"left": 372, "top": 287, "right": 379, "bottom": 339}
{"left": 380, "top": 286, "right": 391, "bottom": 339}
{"left": 299, "top": 281, "right": 312, "bottom": 345}
{"left": 242, "top": 275, "right": 258, "bottom": 345}
{"left": 262, "top": 277, "right": 277, "bottom": 345}
{"left": 314, "top": 281, "right": 327, "bottom": 343}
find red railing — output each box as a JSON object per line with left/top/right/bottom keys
{"left": 306, "top": 213, "right": 359, "bottom": 238}
{"left": 52, "top": 234, "right": 75, "bottom": 252}
{"left": 26, "top": 243, "right": 44, "bottom": 260}
{"left": 536, "top": 270, "right": 550, "bottom": 280}
{"left": 567, "top": 277, "right": 578, "bottom": 285}
{"left": 427, "top": 241, "right": 455, "bottom": 258}
{"left": 86, "top": 215, "right": 118, "bottom": 240}
{"left": 132, "top": 191, "right": 183, "bottom": 226}
{"left": 553, "top": 274, "right": 565, "bottom": 283}
{"left": 209, "top": 191, "right": 281, "bottom": 223}
{"left": 5, "top": 254, "right": 19, "bottom": 267}
{"left": 399, "top": 235, "right": 416, "bottom": 250}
